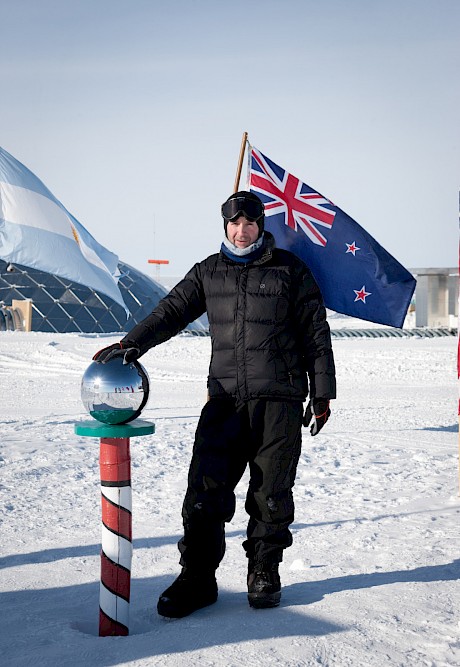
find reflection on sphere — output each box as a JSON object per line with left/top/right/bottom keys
{"left": 81, "top": 357, "right": 150, "bottom": 424}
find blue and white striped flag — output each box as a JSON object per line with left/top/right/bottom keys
{"left": 0, "top": 146, "right": 127, "bottom": 314}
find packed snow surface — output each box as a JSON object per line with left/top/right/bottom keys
{"left": 0, "top": 329, "right": 459, "bottom": 666}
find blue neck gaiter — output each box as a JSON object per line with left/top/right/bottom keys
{"left": 220, "top": 234, "right": 265, "bottom": 264}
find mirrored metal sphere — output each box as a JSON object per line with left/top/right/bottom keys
{"left": 81, "top": 357, "right": 150, "bottom": 424}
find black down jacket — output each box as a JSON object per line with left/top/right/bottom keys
{"left": 122, "top": 233, "right": 336, "bottom": 402}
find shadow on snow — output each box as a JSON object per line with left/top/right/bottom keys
{"left": 1, "top": 559, "right": 459, "bottom": 665}
{"left": 0, "top": 574, "right": 344, "bottom": 666}
{"left": 2, "top": 501, "right": 459, "bottom": 570}
{"left": 283, "top": 559, "right": 460, "bottom": 606}
{"left": 421, "top": 424, "right": 458, "bottom": 433}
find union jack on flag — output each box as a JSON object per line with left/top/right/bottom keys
{"left": 247, "top": 144, "right": 416, "bottom": 328}
{"left": 249, "top": 146, "right": 336, "bottom": 247}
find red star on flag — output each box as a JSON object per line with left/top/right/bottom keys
{"left": 345, "top": 241, "right": 360, "bottom": 256}
{"left": 354, "top": 286, "right": 371, "bottom": 303}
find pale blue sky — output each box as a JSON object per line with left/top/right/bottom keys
{"left": 1, "top": 0, "right": 459, "bottom": 277}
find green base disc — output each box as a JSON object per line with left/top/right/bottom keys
{"left": 74, "top": 419, "right": 155, "bottom": 438}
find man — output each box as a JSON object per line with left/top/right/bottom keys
{"left": 94, "top": 191, "right": 336, "bottom": 617}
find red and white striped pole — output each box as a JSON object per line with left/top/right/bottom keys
{"left": 75, "top": 419, "right": 154, "bottom": 637}
{"left": 99, "top": 436, "right": 132, "bottom": 636}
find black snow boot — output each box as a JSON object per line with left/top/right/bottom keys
{"left": 157, "top": 567, "right": 218, "bottom": 618}
{"left": 247, "top": 562, "right": 281, "bottom": 609}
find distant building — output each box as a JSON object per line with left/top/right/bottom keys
{"left": 0, "top": 260, "right": 208, "bottom": 335}
{"left": 410, "top": 267, "right": 458, "bottom": 328}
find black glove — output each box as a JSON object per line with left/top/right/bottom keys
{"left": 303, "top": 398, "right": 331, "bottom": 436}
{"left": 92, "top": 342, "right": 140, "bottom": 365}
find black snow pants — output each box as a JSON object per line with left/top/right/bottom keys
{"left": 178, "top": 397, "right": 303, "bottom": 571}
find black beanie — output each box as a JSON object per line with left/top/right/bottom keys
{"left": 222, "top": 191, "right": 265, "bottom": 238}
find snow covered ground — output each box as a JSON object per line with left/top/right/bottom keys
{"left": 0, "top": 329, "right": 459, "bottom": 666}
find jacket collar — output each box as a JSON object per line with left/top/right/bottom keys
{"left": 220, "top": 231, "right": 275, "bottom": 266}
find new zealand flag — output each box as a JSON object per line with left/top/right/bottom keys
{"left": 248, "top": 145, "right": 416, "bottom": 328}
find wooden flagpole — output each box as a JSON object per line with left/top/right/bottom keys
{"left": 205, "top": 132, "right": 249, "bottom": 404}
{"left": 233, "top": 132, "right": 248, "bottom": 193}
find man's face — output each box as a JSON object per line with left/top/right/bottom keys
{"left": 226, "top": 215, "right": 260, "bottom": 249}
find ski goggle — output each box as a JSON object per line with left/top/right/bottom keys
{"left": 221, "top": 197, "right": 264, "bottom": 222}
